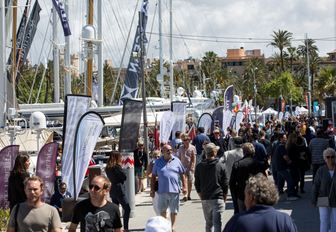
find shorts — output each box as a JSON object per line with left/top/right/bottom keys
{"left": 157, "top": 192, "right": 180, "bottom": 214}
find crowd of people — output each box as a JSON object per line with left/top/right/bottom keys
{"left": 5, "top": 115, "right": 336, "bottom": 232}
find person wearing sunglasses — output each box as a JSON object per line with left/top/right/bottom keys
{"left": 69, "top": 175, "right": 122, "bottom": 232}
{"left": 312, "top": 148, "right": 336, "bottom": 232}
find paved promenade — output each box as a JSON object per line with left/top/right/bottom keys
{"left": 63, "top": 173, "right": 319, "bottom": 231}
{"left": 128, "top": 174, "right": 319, "bottom": 232}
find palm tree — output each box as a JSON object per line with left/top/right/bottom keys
{"left": 201, "top": 51, "right": 222, "bottom": 94}
{"left": 269, "top": 30, "right": 293, "bottom": 72}
{"left": 287, "top": 46, "right": 298, "bottom": 73}
{"left": 314, "top": 67, "right": 336, "bottom": 102}
{"left": 297, "top": 39, "right": 320, "bottom": 98}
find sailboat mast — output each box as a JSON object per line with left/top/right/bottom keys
{"left": 11, "top": 0, "right": 16, "bottom": 108}
{"left": 158, "top": 0, "right": 164, "bottom": 97}
{"left": 169, "top": 0, "right": 173, "bottom": 101}
{"left": 52, "top": 5, "right": 60, "bottom": 103}
{"left": 97, "top": 0, "right": 103, "bottom": 106}
{"left": 0, "top": 0, "right": 6, "bottom": 127}
{"left": 86, "top": 0, "right": 94, "bottom": 97}
{"left": 64, "top": 0, "right": 71, "bottom": 96}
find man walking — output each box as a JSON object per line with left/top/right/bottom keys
{"left": 69, "top": 175, "right": 122, "bottom": 232}
{"left": 230, "top": 143, "right": 266, "bottom": 213}
{"left": 177, "top": 133, "right": 196, "bottom": 201}
{"left": 150, "top": 144, "right": 187, "bottom": 231}
{"left": 192, "top": 127, "right": 210, "bottom": 164}
{"left": 194, "top": 143, "right": 228, "bottom": 232}
{"left": 7, "top": 176, "right": 62, "bottom": 232}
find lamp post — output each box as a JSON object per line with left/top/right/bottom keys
{"left": 253, "top": 67, "right": 258, "bottom": 123}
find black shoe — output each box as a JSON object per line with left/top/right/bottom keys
{"left": 182, "top": 197, "right": 187, "bottom": 202}
{"left": 187, "top": 196, "right": 191, "bottom": 200}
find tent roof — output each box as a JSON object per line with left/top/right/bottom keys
{"left": 262, "top": 107, "right": 278, "bottom": 115}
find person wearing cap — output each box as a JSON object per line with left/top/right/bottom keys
{"left": 210, "top": 128, "right": 226, "bottom": 158}
{"left": 177, "top": 133, "right": 196, "bottom": 201}
{"left": 194, "top": 142, "right": 228, "bottom": 232}
{"left": 145, "top": 216, "right": 172, "bottom": 232}
{"left": 150, "top": 144, "right": 187, "bottom": 231}
{"left": 230, "top": 142, "right": 266, "bottom": 213}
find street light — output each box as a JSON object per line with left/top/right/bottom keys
{"left": 253, "top": 67, "right": 258, "bottom": 123}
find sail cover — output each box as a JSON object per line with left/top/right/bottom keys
{"left": 119, "top": 0, "right": 148, "bottom": 103}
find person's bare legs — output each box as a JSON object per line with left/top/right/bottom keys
{"left": 171, "top": 213, "right": 177, "bottom": 231}
{"left": 187, "top": 180, "right": 192, "bottom": 199}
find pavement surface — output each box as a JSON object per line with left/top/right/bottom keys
{"left": 63, "top": 173, "right": 319, "bottom": 231}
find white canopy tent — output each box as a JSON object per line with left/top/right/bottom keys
{"left": 262, "top": 107, "right": 278, "bottom": 115}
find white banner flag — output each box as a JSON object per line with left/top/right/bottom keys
{"left": 235, "top": 112, "right": 244, "bottom": 132}
{"left": 160, "top": 111, "right": 175, "bottom": 144}
{"left": 171, "top": 102, "right": 187, "bottom": 139}
{"left": 62, "top": 95, "right": 90, "bottom": 192}
{"left": 223, "top": 110, "right": 233, "bottom": 135}
{"left": 197, "top": 113, "right": 213, "bottom": 134}
{"left": 70, "top": 112, "right": 105, "bottom": 198}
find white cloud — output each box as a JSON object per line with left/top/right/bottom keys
{"left": 12, "top": 0, "right": 336, "bottom": 67}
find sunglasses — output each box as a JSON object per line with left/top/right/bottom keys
{"left": 89, "top": 184, "right": 103, "bottom": 191}
{"left": 326, "top": 156, "right": 335, "bottom": 159}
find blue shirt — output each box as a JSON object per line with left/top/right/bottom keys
{"left": 152, "top": 156, "right": 185, "bottom": 193}
{"left": 192, "top": 133, "right": 210, "bottom": 155}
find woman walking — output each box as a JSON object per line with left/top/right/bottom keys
{"left": 8, "top": 152, "right": 31, "bottom": 211}
{"left": 312, "top": 148, "right": 336, "bottom": 232}
{"left": 105, "top": 151, "right": 131, "bottom": 231}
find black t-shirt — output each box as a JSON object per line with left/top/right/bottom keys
{"left": 72, "top": 198, "right": 122, "bottom": 232}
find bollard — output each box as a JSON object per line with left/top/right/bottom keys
{"left": 121, "top": 151, "right": 135, "bottom": 218}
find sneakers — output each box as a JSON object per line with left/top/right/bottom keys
{"left": 182, "top": 197, "right": 187, "bottom": 202}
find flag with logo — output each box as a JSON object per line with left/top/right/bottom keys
{"left": 52, "top": 0, "right": 71, "bottom": 36}
{"left": 36, "top": 142, "right": 58, "bottom": 203}
{"left": 0, "top": 145, "right": 19, "bottom": 207}
{"left": 119, "top": 99, "right": 143, "bottom": 152}
{"left": 70, "top": 112, "right": 104, "bottom": 198}
{"left": 62, "top": 95, "right": 91, "bottom": 192}
{"left": 223, "top": 85, "right": 234, "bottom": 111}
{"left": 119, "top": 0, "right": 148, "bottom": 103}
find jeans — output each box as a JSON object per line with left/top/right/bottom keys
{"left": 277, "top": 169, "right": 296, "bottom": 196}
{"left": 319, "top": 207, "right": 336, "bottom": 232}
{"left": 201, "top": 199, "right": 225, "bottom": 232}
{"left": 112, "top": 195, "right": 131, "bottom": 230}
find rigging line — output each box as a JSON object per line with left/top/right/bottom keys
{"left": 35, "top": 44, "right": 52, "bottom": 103}
{"left": 103, "top": 3, "right": 125, "bottom": 65}
{"left": 146, "top": 0, "right": 158, "bottom": 53}
{"left": 109, "top": 0, "right": 140, "bottom": 105}
{"left": 110, "top": 2, "right": 127, "bottom": 41}
{"left": 27, "top": 12, "right": 52, "bottom": 104}
{"left": 147, "top": 32, "right": 336, "bottom": 42}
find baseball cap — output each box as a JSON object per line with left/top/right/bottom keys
{"left": 145, "top": 216, "right": 171, "bottom": 232}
